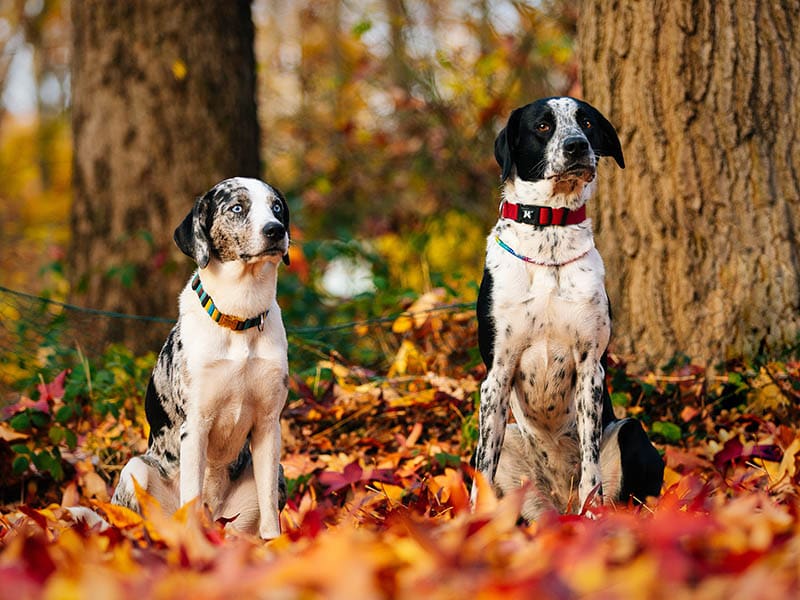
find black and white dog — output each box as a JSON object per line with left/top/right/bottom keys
{"left": 111, "top": 177, "right": 290, "bottom": 539}
{"left": 471, "top": 97, "right": 663, "bottom": 519}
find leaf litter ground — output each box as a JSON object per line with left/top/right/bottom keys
{"left": 2, "top": 292, "right": 800, "bottom": 599}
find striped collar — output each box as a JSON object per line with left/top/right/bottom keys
{"left": 495, "top": 235, "right": 592, "bottom": 267}
{"left": 191, "top": 274, "right": 268, "bottom": 331}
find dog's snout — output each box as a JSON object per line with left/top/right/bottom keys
{"left": 563, "top": 136, "right": 590, "bottom": 157}
{"left": 263, "top": 222, "right": 285, "bottom": 240}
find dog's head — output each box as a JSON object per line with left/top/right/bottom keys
{"left": 494, "top": 97, "right": 624, "bottom": 192}
{"left": 174, "top": 177, "right": 290, "bottom": 269}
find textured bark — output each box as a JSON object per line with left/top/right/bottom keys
{"left": 70, "top": 1, "right": 260, "bottom": 351}
{"left": 579, "top": 0, "right": 800, "bottom": 369}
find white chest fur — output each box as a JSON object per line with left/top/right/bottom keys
{"left": 178, "top": 264, "right": 288, "bottom": 466}
{"left": 485, "top": 218, "right": 610, "bottom": 438}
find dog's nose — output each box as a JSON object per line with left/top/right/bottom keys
{"left": 563, "top": 136, "right": 590, "bottom": 157}
{"left": 263, "top": 222, "right": 285, "bottom": 240}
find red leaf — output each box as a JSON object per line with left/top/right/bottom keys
{"left": 18, "top": 506, "right": 49, "bottom": 530}
{"left": 318, "top": 461, "right": 400, "bottom": 493}
{"left": 319, "top": 461, "right": 365, "bottom": 493}
{"left": 2, "top": 396, "right": 50, "bottom": 419}
{"left": 36, "top": 370, "right": 68, "bottom": 403}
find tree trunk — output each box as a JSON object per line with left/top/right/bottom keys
{"left": 70, "top": 0, "right": 260, "bottom": 352}
{"left": 578, "top": 0, "right": 800, "bottom": 369}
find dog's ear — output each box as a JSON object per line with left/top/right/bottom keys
{"left": 494, "top": 108, "right": 523, "bottom": 182}
{"left": 589, "top": 108, "right": 625, "bottom": 169}
{"left": 174, "top": 191, "right": 212, "bottom": 269}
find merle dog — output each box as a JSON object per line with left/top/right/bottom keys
{"left": 112, "top": 177, "right": 290, "bottom": 539}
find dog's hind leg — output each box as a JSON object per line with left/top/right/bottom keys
{"left": 494, "top": 424, "right": 566, "bottom": 520}
{"left": 111, "top": 455, "right": 179, "bottom": 515}
{"left": 600, "top": 418, "right": 664, "bottom": 504}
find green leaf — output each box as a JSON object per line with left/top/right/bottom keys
{"left": 652, "top": 421, "right": 683, "bottom": 444}
{"left": 55, "top": 404, "right": 74, "bottom": 424}
{"left": 65, "top": 429, "right": 78, "bottom": 449}
{"left": 30, "top": 411, "right": 49, "bottom": 428}
{"left": 352, "top": 20, "right": 372, "bottom": 37}
{"left": 611, "top": 391, "right": 630, "bottom": 407}
{"left": 434, "top": 452, "right": 461, "bottom": 468}
{"left": 12, "top": 456, "right": 30, "bottom": 475}
{"left": 9, "top": 412, "right": 31, "bottom": 431}
{"left": 10, "top": 443, "right": 32, "bottom": 455}
{"left": 49, "top": 426, "right": 65, "bottom": 444}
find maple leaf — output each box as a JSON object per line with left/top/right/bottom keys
{"left": 318, "top": 460, "right": 399, "bottom": 493}
{"left": 2, "top": 396, "right": 50, "bottom": 419}
{"left": 36, "top": 370, "right": 68, "bottom": 404}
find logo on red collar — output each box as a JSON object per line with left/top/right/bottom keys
{"left": 500, "top": 201, "right": 586, "bottom": 226}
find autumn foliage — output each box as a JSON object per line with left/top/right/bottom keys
{"left": 2, "top": 292, "right": 800, "bottom": 598}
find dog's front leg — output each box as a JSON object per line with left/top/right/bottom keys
{"left": 252, "top": 413, "right": 282, "bottom": 539}
{"left": 471, "top": 363, "right": 515, "bottom": 505}
{"left": 179, "top": 414, "right": 209, "bottom": 507}
{"left": 575, "top": 354, "right": 605, "bottom": 513}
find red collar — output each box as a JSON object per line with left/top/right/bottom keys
{"left": 500, "top": 201, "right": 587, "bottom": 226}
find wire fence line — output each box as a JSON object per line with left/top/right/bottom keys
{"left": 0, "top": 284, "right": 477, "bottom": 395}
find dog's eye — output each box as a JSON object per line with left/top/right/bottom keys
{"left": 536, "top": 122, "right": 551, "bottom": 133}
{"left": 582, "top": 119, "right": 592, "bottom": 129}
{"left": 230, "top": 204, "right": 243, "bottom": 214}
{"left": 271, "top": 202, "right": 282, "bottom": 215}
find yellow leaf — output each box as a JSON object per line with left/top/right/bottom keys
{"left": 662, "top": 466, "right": 682, "bottom": 489}
{"left": 372, "top": 482, "right": 405, "bottom": 505}
{"left": 172, "top": 59, "right": 187, "bottom": 80}
{"left": 387, "top": 388, "right": 436, "bottom": 408}
{"left": 0, "top": 422, "right": 28, "bottom": 441}
{"left": 95, "top": 502, "right": 143, "bottom": 529}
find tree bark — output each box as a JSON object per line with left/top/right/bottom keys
{"left": 70, "top": 0, "right": 260, "bottom": 352}
{"left": 579, "top": 0, "right": 800, "bottom": 369}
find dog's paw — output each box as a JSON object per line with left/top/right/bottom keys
{"left": 259, "top": 511, "right": 282, "bottom": 540}
{"left": 259, "top": 525, "right": 281, "bottom": 540}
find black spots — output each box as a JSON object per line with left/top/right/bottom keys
{"left": 570, "top": 370, "right": 578, "bottom": 388}
{"left": 144, "top": 377, "right": 172, "bottom": 447}
{"left": 547, "top": 404, "right": 555, "bottom": 412}
{"left": 164, "top": 450, "right": 177, "bottom": 464}
{"left": 505, "top": 324, "right": 513, "bottom": 337}
{"left": 579, "top": 350, "right": 588, "bottom": 363}
{"left": 592, "top": 386, "right": 603, "bottom": 405}
{"left": 517, "top": 371, "right": 527, "bottom": 383}
{"left": 556, "top": 368, "right": 566, "bottom": 382}
{"left": 476, "top": 269, "right": 496, "bottom": 367}
{"left": 282, "top": 374, "right": 290, "bottom": 389}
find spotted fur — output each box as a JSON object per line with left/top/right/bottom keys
{"left": 111, "top": 177, "right": 290, "bottom": 539}
{"left": 472, "top": 98, "right": 663, "bottom": 519}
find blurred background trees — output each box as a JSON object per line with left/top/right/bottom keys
{"left": 1, "top": 0, "right": 797, "bottom": 370}
{"left": 1, "top": 0, "right": 580, "bottom": 354}
{"left": 70, "top": 0, "right": 260, "bottom": 350}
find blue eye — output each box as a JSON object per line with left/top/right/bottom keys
{"left": 231, "top": 204, "right": 243, "bottom": 214}
{"left": 272, "top": 202, "right": 282, "bottom": 215}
